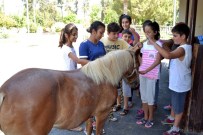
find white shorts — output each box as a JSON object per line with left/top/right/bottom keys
{"left": 139, "top": 75, "right": 156, "bottom": 105}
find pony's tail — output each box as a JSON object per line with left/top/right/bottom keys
{"left": 0, "top": 92, "right": 5, "bottom": 130}
{"left": 0, "top": 92, "right": 4, "bottom": 107}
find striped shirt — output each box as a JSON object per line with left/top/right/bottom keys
{"left": 139, "top": 40, "right": 162, "bottom": 79}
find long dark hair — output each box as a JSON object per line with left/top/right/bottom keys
{"left": 145, "top": 21, "right": 160, "bottom": 40}
{"left": 119, "top": 14, "right": 132, "bottom": 32}
{"left": 58, "top": 23, "right": 78, "bottom": 48}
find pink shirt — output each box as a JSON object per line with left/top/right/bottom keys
{"left": 139, "top": 40, "right": 162, "bottom": 79}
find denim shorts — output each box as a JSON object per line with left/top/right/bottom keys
{"left": 171, "top": 90, "right": 188, "bottom": 114}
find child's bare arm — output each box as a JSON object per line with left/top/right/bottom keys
{"left": 69, "top": 53, "right": 89, "bottom": 66}
{"left": 153, "top": 42, "right": 185, "bottom": 59}
{"left": 139, "top": 53, "right": 162, "bottom": 74}
{"left": 129, "top": 28, "right": 139, "bottom": 45}
{"left": 147, "top": 36, "right": 185, "bottom": 59}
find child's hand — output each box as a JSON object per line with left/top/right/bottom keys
{"left": 135, "top": 42, "right": 143, "bottom": 48}
{"left": 129, "top": 28, "right": 136, "bottom": 34}
{"left": 131, "top": 42, "right": 142, "bottom": 52}
{"left": 146, "top": 35, "right": 156, "bottom": 45}
{"left": 139, "top": 70, "right": 148, "bottom": 75}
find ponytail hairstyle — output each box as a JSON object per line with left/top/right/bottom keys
{"left": 58, "top": 23, "right": 78, "bottom": 48}
{"left": 86, "top": 21, "right": 105, "bottom": 34}
{"left": 146, "top": 21, "right": 160, "bottom": 40}
{"left": 119, "top": 14, "right": 132, "bottom": 32}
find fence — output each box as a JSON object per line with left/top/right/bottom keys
{"left": 133, "top": 25, "right": 173, "bottom": 40}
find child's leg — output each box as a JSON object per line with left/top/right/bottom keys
{"left": 116, "top": 95, "right": 121, "bottom": 106}
{"left": 174, "top": 112, "right": 183, "bottom": 127}
{"left": 123, "top": 96, "right": 129, "bottom": 109}
{"left": 143, "top": 103, "right": 149, "bottom": 120}
{"left": 122, "top": 79, "right": 131, "bottom": 110}
{"left": 120, "top": 80, "right": 131, "bottom": 115}
{"left": 146, "top": 78, "right": 156, "bottom": 120}
{"left": 172, "top": 91, "right": 187, "bottom": 127}
{"left": 148, "top": 105, "right": 154, "bottom": 121}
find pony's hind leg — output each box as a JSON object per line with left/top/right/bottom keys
{"left": 85, "top": 117, "right": 93, "bottom": 135}
{"left": 95, "top": 111, "right": 109, "bottom": 135}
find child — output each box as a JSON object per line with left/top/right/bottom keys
{"left": 118, "top": 14, "right": 140, "bottom": 45}
{"left": 58, "top": 23, "right": 88, "bottom": 132}
{"left": 59, "top": 23, "right": 88, "bottom": 70}
{"left": 79, "top": 21, "right": 106, "bottom": 135}
{"left": 136, "top": 21, "right": 162, "bottom": 128}
{"left": 136, "top": 20, "right": 163, "bottom": 119}
{"left": 122, "top": 29, "right": 133, "bottom": 46}
{"left": 101, "top": 22, "right": 131, "bottom": 116}
{"left": 151, "top": 22, "right": 192, "bottom": 135}
{"left": 121, "top": 29, "right": 135, "bottom": 108}
{"left": 79, "top": 21, "right": 106, "bottom": 63}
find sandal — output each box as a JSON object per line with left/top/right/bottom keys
{"left": 113, "top": 105, "right": 121, "bottom": 112}
{"left": 145, "top": 120, "right": 154, "bottom": 128}
{"left": 136, "top": 118, "right": 147, "bottom": 125}
{"left": 120, "top": 109, "right": 129, "bottom": 116}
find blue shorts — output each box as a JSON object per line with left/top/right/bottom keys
{"left": 171, "top": 90, "right": 188, "bottom": 114}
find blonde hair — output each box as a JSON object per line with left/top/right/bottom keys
{"left": 81, "top": 50, "right": 134, "bottom": 86}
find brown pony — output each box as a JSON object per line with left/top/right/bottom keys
{"left": 0, "top": 49, "right": 139, "bottom": 135}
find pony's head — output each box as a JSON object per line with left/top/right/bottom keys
{"left": 81, "top": 49, "right": 139, "bottom": 86}
{"left": 122, "top": 50, "right": 140, "bottom": 85}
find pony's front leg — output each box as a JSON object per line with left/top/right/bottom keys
{"left": 95, "top": 111, "right": 109, "bottom": 135}
{"left": 85, "top": 117, "right": 93, "bottom": 135}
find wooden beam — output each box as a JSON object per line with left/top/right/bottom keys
{"left": 188, "top": 0, "right": 198, "bottom": 44}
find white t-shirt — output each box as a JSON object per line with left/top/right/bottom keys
{"left": 61, "top": 45, "right": 77, "bottom": 70}
{"left": 169, "top": 44, "right": 192, "bottom": 92}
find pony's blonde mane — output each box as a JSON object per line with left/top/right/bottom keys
{"left": 81, "top": 50, "right": 133, "bottom": 86}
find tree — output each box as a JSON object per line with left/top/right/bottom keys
{"left": 103, "top": 9, "right": 118, "bottom": 24}
{"left": 89, "top": 5, "right": 101, "bottom": 23}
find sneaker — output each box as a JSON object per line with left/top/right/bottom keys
{"left": 83, "top": 129, "right": 94, "bottom": 135}
{"left": 136, "top": 109, "right": 144, "bottom": 119}
{"left": 163, "top": 104, "right": 172, "bottom": 111}
{"left": 109, "top": 117, "right": 118, "bottom": 122}
{"left": 136, "top": 118, "right": 147, "bottom": 125}
{"left": 161, "top": 118, "right": 174, "bottom": 125}
{"left": 145, "top": 120, "right": 154, "bottom": 128}
{"left": 163, "top": 128, "right": 180, "bottom": 135}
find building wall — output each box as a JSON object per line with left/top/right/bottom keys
{"left": 178, "top": 0, "right": 203, "bottom": 35}
{"left": 195, "top": 0, "right": 203, "bottom": 35}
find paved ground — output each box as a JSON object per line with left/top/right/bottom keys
{"left": 0, "top": 34, "right": 199, "bottom": 135}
